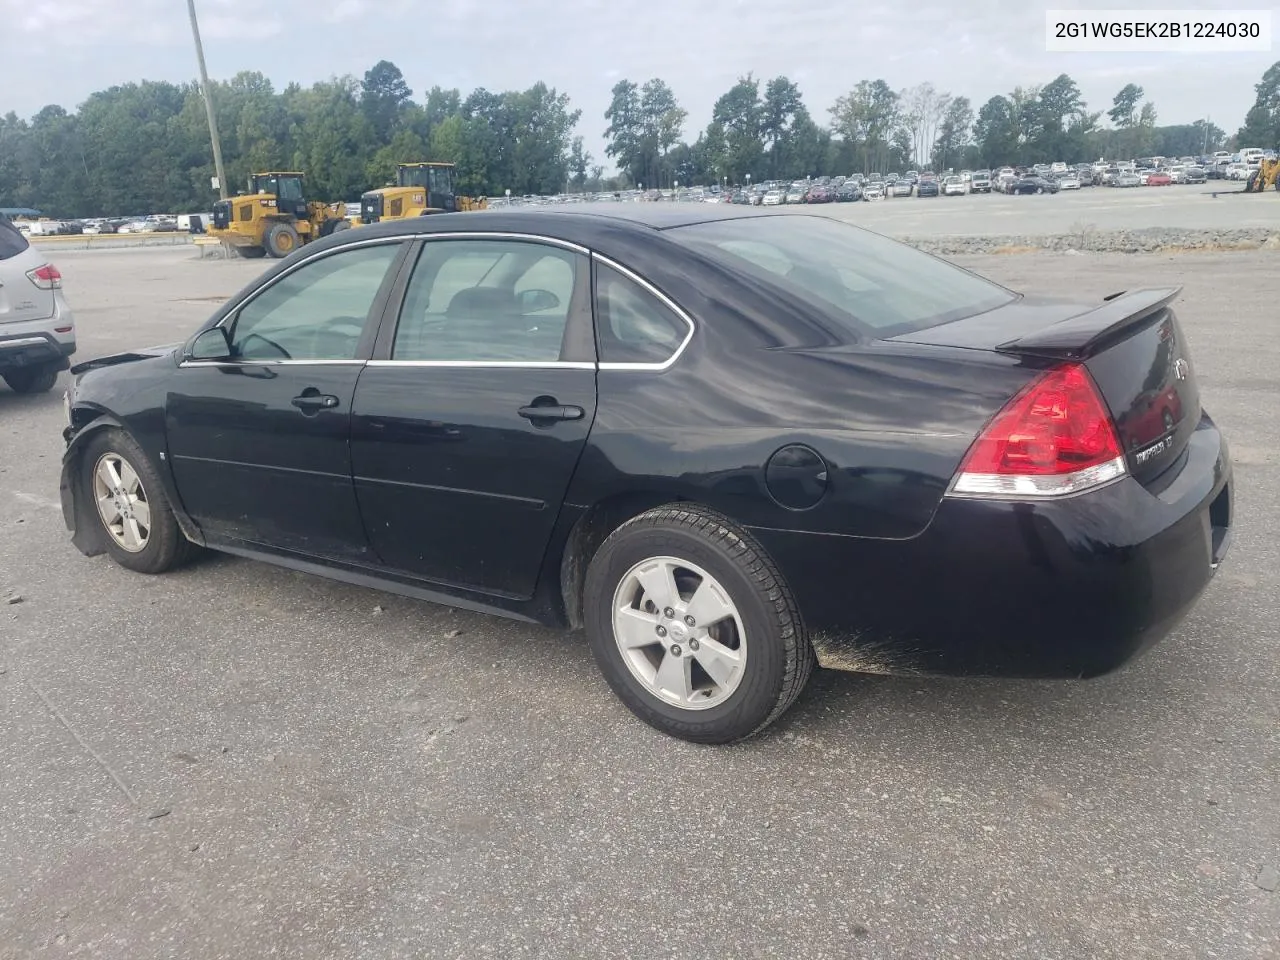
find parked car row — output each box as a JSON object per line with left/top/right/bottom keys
{"left": 13, "top": 214, "right": 211, "bottom": 237}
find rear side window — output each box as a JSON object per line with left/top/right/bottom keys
{"left": 671, "top": 215, "right": 1015, "bottom": 338}
{"left": 595, "top": 264, "right": 690, "bottom": 365}
{"left": 392, "top": 239, "right": 580, "bottom": 362}
{"left": 0, "top": 215, "right": 30, "bottom": 260}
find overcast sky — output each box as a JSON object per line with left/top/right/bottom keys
{"left": 4, "top": 0, "right": 1277, "bottom": 167}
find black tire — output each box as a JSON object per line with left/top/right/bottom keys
{"left": 330, "top": 219, "right": 351, "bottom": 233}
{"left": 238, "top": 246, "right": 267, "bottom": 259}
{"left": 583, "top": 504, "right": 813, "bottom": 744}
{"left": 4, "top": 363, "right": 59, "bottom": 394}
{"left": 80, "top": 429, "right": 196, "bottom": 574}
{"left": 263, "top": 221, "right": 300, "bottom": 259}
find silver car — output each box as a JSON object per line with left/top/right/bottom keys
{"left": 0, "top": 215, "right": 76, "bottom": 394}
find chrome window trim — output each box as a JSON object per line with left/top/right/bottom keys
{"left": 590, "top": 252, "right": 695, "bottom": 372}
{"left": 179, "top": 359, "right": 366, "bottom": 368}
{"left": 367, "top": 360, "right": 596, "bottom": 370}
{"left": 407, "top": 231, "right": 590, "bottom": 255}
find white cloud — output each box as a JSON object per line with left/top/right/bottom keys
{"left": 1, "top": 0, "right": 1272, "bottom": 157}
{"left": 323, "top": 0, "right": 366, "bottom": 23}
{"left": 202, "top": 13, "right": 282, "bottom": 39}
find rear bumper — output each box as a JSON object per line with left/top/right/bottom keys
{"left": 0, "top": 331, "right": 75, "bottom": 372}
{"left": 752, "top": 412, "right": 1233, "bottom": 679}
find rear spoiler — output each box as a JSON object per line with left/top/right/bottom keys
{"left": 995, "top": 287, "right": 1181, "bottom": 360}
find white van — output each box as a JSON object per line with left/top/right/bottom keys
{"left": 1240, "top": 148, "right": 1265, "bottom": 163}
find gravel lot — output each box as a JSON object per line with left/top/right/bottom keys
{"left": 2, "top": 221, "right": 1278, "bottom": 959}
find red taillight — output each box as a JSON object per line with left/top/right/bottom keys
{"left": 26, "top": 264, "right": 62, "bottom": 290}
{"left": 951, "top": 363, "right": 1126, "bottom": 498}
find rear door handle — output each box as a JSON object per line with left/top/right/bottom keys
{"left": 518, "top": 404, "right": 584, "bottom": 422}
{"left": 292, "top": 393, "right": 340, "bottom": 412}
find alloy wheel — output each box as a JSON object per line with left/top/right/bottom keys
{"left": 612, "top": 556, "right": 746, "bottom": 710}
{"left": 92, "top": 452, "right": 152, "bottom": 553}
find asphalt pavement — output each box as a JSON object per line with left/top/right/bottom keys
{"left": 2, "top": 222, "right": 1278, "bottom": 959}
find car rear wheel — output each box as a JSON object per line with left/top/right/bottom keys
{"left": 3, "top": 363, "right": 59, "bottom": 394}
{"left": 82, "top": 430, "right": 195, "bottom": 574}
{"left": 583, "top": 504, "right": 813, "bottom": 744}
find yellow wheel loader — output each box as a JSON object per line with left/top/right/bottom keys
{"left": 359, "top": 162, "right": 487, "bottom": 224}
{"left": 1243, "top": 157, "right": 1280, "bottom": 192}
{"left": 208, "top": 172, "right": 352, "bottom": 259}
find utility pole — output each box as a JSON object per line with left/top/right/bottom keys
{"left": 186, "top": 0, "right": 227, "bottom": 200}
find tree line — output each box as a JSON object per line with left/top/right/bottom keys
{"left": 2, "top": 59, "right": 1277, "bottom": 218}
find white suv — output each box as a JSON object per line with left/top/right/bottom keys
{"left": 0, "top": 215, "right": 76, "bottom": 394}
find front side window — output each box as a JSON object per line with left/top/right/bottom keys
{"left": 391, "top": 240, "right": 580, "bottom": 362}
{"left": 228, "top": 243, "right": 402, "bottom": 361}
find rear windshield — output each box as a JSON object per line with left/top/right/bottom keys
{"left": 0, "top": 215, "right": 31, "bottom": 260}
{"left": 670, "top": 215, "right": 1015, "bottom": 337}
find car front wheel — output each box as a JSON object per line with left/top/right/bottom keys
{"left": 81, "top": 429, "right": 195, "bottom": 574}
{"left": 583, "top": 504, "right": 813, "bottom": 744}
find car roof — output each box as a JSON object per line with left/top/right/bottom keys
{"left": 288, "top": 204, "right": 840, "bottom": 262}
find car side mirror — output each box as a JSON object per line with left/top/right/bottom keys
{"left": 189, "top": 327, "right": 232, "bottom": 361}
{"left": 518, "top": 289, "right": 560, "bottom": 313}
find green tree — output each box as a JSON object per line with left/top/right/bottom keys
{"left": 1106, "top": 84, "right": 1149, "bottom": 160}
{"left": 366, "top": 129, "right": 428, "bottom": 187}
{"left": 639, "top": 79, "right": 686, "bottom": 187}
{"left": 931, "top": 96, "right": 973, "bottom": 172}
{"left": 712, "top": 75, "right": 764, "bottom": 181}
{"left": 1237, "top": 61, "right": 1280, "bottom": 148}
{"left": 360, "top": 60, "right": 412, "bottom": 142}
{"left": 287, "top": 77, "right": 375, "bottom": 201}
{"left": 1136, "top": 102, "right": 1167, "bottom": 154}
{"left": 829, "top": 79, "right": 898, "bottom": 173}
{"left": 604, "top": 80, "right": 644, "bottom": 185}
{"left": 1029, "top": 74, "right": 1084, "bottom": 162}
{"left": 568, "top": 137, "right": 591, "bottom": 191}
{"left": 1108, "top": 84, "right": 1144, "bottom": 128}
{"left": 973, "top": 95, "right": 1016, "bottom": 167}
{"left": 761, "top": 76, "right": 805, "bottom": 178}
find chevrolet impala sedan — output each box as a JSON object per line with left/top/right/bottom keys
{"left": 59, "top": 207, "right": 1233, "bottom": 743}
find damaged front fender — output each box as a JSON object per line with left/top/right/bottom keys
{"left": 59, "top": 416, "right": 126, "bottom": 557}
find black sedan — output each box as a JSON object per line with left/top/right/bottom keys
{"left": 59, "top": 207, "right": 1233, "bottom": 744}
{"left": 1008, "top": 174, "right": 1060, "bottom": 194}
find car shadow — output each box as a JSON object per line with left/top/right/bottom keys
{"left": 154, "top": 547, "right": 1237, "bottom": 765}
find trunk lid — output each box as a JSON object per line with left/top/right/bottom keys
{"left": 891, "top": 288, "right": 1200, "bottom": 485}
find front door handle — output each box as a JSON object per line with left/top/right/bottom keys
{"left": 291, "top": 393, "right": 340, "bottom": 412}
{"left": 518, "top": 404, "right": 584, "bottom": 422}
